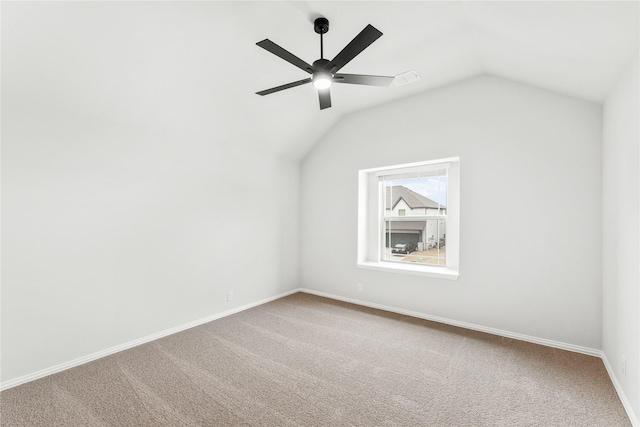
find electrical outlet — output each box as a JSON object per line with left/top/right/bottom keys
{"left": 621, "top": 356, "right": 626, "bottom": 376}
{"left": 357, "top": 283, "right": 363, "bottom": 292}
{"left": 227, "top": 291, "right": 233, "bottom": 301}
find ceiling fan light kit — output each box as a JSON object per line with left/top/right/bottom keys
{"left": 312, "top": 72, "right": 332, "bottom": 89}
{"left": 256, "top": 17, "right": 396, "bottom": 110}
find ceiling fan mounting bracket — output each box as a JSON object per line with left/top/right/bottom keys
{"left": 314, "top": 18, "right": 329, "bottom": 35}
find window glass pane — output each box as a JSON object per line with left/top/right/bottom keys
{"left": 384, "top": 174, "right": 447, "bottom": 217}
{"left": 420, "top": 219, "right": 446, "bottom": 266}
{"left": 382, "top": 219, "right": 446, "bottom": 266}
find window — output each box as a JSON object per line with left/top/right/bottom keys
{"left": 357, "top": 158, "right": 459, "bottom": 279}
{"left": 381, "top": 166, "right": 447, "bottom": 266}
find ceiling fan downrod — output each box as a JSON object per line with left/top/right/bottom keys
{"left": 314, "top": 17, "right": 329, "bottom": 60}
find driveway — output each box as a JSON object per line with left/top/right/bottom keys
{"left": 386, "top": 247, "right": 446, "bottom": 265}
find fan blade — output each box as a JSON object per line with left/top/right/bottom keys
{"left": 318, "top": 88, "right": 331, "bottom": 110}
{"left": 256, "top": 78, "right": 312, "bottom": 96}
{"left": 333, "top": 73, "right": 394, "bottom": 87}
{"left": 256, "top": 39, "right": 314, "bottom": 74}
{"left": 324, "top": 24, "right": 382, "bottom": 73}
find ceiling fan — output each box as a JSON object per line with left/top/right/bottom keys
{"left": 256, "top": 17, "right": 395, "bottom": 110}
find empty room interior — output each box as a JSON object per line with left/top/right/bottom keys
{"left": 1, "top": 1, "right": 639, "bottom": 426}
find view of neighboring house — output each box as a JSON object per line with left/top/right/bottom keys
{"left": 385, "top": 185, "right": 446, "bottom": 250}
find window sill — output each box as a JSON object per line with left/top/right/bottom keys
{"left": 357, "top": 261, "right": 459, "bottom": 280}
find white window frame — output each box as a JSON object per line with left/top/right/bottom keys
{"left": 357, "top": 157, "right": 460, "bottom": 280}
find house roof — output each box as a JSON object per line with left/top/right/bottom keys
{"left": 386, "top": 186, "right": 444, "bottom": 211}
{"left": 3, "top": 2, "right": 638, "bottom": 159}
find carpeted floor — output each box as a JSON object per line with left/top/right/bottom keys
{"left": 0, "top": 292, "right": 631, "bottom": 426}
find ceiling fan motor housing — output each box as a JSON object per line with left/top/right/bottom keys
{"left": 312, "top": 59, "right": 333, "bottom": 85}
{"left": 313, "top": 59, "right": 330, "bottom": 69}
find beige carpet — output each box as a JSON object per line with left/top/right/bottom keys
{"left": 0, "top": 292, "right": 631, "bottom": 426}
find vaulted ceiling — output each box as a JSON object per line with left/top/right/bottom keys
{"left": 3, "top": 1, "right": 638, "bottom": 159}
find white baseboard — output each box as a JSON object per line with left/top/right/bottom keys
{"left": 0, "top": 288, "right": 299, "bottom": 391}
{"left": 299, "top": 288, "right": 638, "bottom": 426}
{"left": 602, "top": 353, "right": 640, "bottom": 427}
{"left": 299, "top": 288, "right": 601, "bottom": 356}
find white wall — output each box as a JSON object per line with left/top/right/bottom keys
{"left": 301, "top": 75, "right": 603, "bottom": 349}
{"left": 602, "top": 57, "right": 640, "bottom": 420}
{"left": 1, "top": 100, "right": 300, "bottom": 383}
